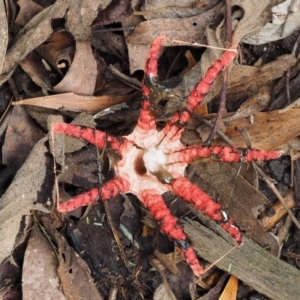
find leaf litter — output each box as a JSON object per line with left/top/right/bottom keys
{"left": 1, "top": 1, "right": 300, "bottom": 299}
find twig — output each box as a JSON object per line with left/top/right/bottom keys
{"left": 225, "top": 0, "right": 232, "bottom": 46}
{"left": 205, "top": 69, "right": 229, "bottom": 145}
{"left": 93, "top": 26, "right": 135, "bottom": 32}
{"left": 166, "top": 49, "right": 184, "bottom": 79}
{"left": 108, "top": 65, "right": 142, "bottom": 91}
{"left": 191, "top": 112, "right": 235, "bottom": 147}
{"left": 169, "top": 40, "right": 237, "bottom": 53}
{"left": 205, "top": 0, "right": 232, "bottom": 145}
{"left": 252, "top": 163, "right": 300, "bottom": 231}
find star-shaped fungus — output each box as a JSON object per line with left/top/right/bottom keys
{"left": 51, "top": 37, "right": 281, "bottom": 277}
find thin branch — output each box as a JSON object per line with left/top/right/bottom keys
{"left": 205, "top": 0, "right": 232, "bottom": 145}
{"left": 253, "top": 163, "right": 300, "bottom": 231}
{"left": 205, "top": 69, "right": 229, "bottom": 145}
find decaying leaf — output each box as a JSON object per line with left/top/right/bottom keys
{"left": 0, "top": 137, "right": 51, "bottom": 264}
{"left": 22, "top": 226, "right": 66, "bottom": 299}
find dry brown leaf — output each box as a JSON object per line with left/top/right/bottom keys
{"left": 128, "top": 2, "right": 223, "bottom": 46}
{"left": 127, "top": 2, "right": 223, "bottom": 73}
{"left": 13, "top": 92, "right": 133, "bottom": 113}
{"left": 54, "top": 42, "right": 97, "bottom": 95}
{"left": 174, "top": 1, "right": 271, "bottom": 105}
{"left": 213, "top": 109, "right": 300, "bottom": 150}
{"left": 0, "top": 137, "right": 51, "bottom": 264}
{"left": 226, "top": 55, "right": 297, "bottom": 102}
{"left": 22, "top": 226, "right": 66, "bottom": 299}
{"left": 0, "top": 0, "right": 71, "bottom": 85}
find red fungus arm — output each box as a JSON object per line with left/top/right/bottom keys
{"left": 171, "top": 176, "right": 242, "bottom": 244}
{"left": 52, "top": 123, "right": 121, "bottom": 151}
{"left": 167, "top": 146, "right": 282, "bottom": 164}
{"left": 57, "top": 177, "right": 130, "bottom": 212}
{"left": 141, "top": 189, "right": 203, "bottom": 276}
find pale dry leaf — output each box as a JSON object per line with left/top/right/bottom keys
{"left": 0, "top": 137, "right": 51, "bottom": 264}
{"left": 0, "top": 0, "right": 8, "bottom": 74}
{"left": 243, "top": 0, "right": 300, "bottom": 44}
{"left": 0, "top": 0, "right": 71, "bottom": 85}
{"left": 54, "top": 42, "right": 97, "bottom": 95}
{"left": 13, "top": 92, "right": 133, "bottom": 113}
{"left": 231, "top": 0, "right": 270, "bottom": 44}
{"left": 65, "top": 0, "right": 99, "bottom": 41}
{"left": 129, "top": 2, "right": 223, "bottom": 45}
{"left": 22, "top": 226, "right": 67, "bottom": 300}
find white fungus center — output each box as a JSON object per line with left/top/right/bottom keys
{"left": 143, "top": 146, "right": 166, "bottom": 174}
